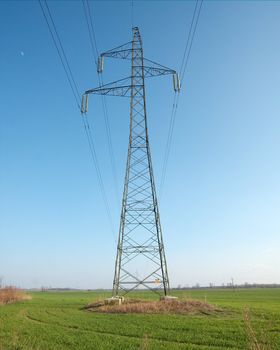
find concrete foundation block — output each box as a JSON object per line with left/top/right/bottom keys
{"left": 160, "top": 295, "right": 178, "bottom": 301}
{"left": 104, "top": 296, "right": 124, "bottom": 305}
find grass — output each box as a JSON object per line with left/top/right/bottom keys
{"left": 0, "top": 288, "right": 279, "bottom": 349}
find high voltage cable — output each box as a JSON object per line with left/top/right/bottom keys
{"left": 82, "top": 0, "right": 120, "bottom": 204}
{"left": 179, "top": 0, "right": 199, "bottom": 79}
{"left": 82, "top": 0, "right": 98, "bottom": 63}
{"left": 38, "top": 0, "right": 81, "bottom": 109}
{"left": 83, "top": 0, "right": 120, "bottom": 203}
{"left": 131, "top": 0, "right": 134, "bottom": 29}
{"left": 159, "top": 93, "right": 179, "bottom": 197}
{"left": 38, "top": 0, "right": 116, "bottom": 241}
{"left": 181, "top": 0, "right": 204, "bottom": 83}
{"left": 82, "top": 116, "right": 117, "bottom": 241}
{"left": 159, "top": 0, "right": 203, "bottom": 198}
{"left": 43, "top": 0, "right": 81, "bottom": 101}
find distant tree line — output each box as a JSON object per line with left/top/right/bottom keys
{"left": 175, "top": 283, "right": 280, "bottom": 290}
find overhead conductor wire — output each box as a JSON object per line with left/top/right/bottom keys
{"left": 38, "top": 0, "right": 81, "bottom": 109}
{"left": 159, "top": 0, "right": 203, "bottom": 198}
{"left": 131, "top": 0, "right": 134, "bottom": 29}
{"left": 82, "top": 0, "right": 120, "bottom": 207}
{"left": 38, "top": 0, "right": 116, "bottom": 242}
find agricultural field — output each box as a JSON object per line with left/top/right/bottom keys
{"left": 0, "top": 288, "right": 279, "bottom": 349}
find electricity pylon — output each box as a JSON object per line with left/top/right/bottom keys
{"left": 82, "top": 27, "right": 180, "bottom": 297}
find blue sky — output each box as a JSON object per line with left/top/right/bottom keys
{"left": 1, "top": 0, "right": 280, "bottom": 289}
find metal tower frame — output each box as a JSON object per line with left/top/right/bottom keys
{"left": 82, "top": 27, "right": 180, "bottom": 296}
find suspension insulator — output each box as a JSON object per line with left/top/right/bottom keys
{"left": 97, "top": 56, "right": 104, "bottom": 73}
{"left": 85, "top": 94, "right": 88, "bottom": 112}
{"left": 81, "top": 94, "right": 85, "bottom": 113}
{"left": 177, "top": 73, "right": 181, "bottom": 92}
{"left": 173, "top": 73, "right": 181, "bottom": 92}
{"left": 81, "top": 94, "right": 89, "bottom": 114}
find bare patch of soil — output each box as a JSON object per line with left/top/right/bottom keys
{"left": 0, "top": 287, "right": 31, "bottom": 305}
{"left": 85, "top": 298, "right": 221, "bottom": 315}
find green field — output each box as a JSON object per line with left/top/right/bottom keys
{"left": 0, "top": 288, "right": 279, "bottom": 349}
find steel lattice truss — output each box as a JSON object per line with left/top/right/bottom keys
{"left": 82, "top": 27, "right": 180, "bottom": 296}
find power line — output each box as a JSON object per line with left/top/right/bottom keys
{"left": 179, "top": 0, "right": 199, "bottom": 79}
{"left": 81, "top": 115, "right": 117, "bottom": 241}
{"left": 82, "top": 0, "right": 120, "bottom": 204}
{"left": 85, "top": 0, "right": 99, "bottom": 60}
{"left": 159, "top": 92, "right": 179, "bottom": 197}
{"left": 38, "top": 0, "right": 116, "bottom": 240}
{"left": 131, "top": 0, "right": 134, "bottom": 29}
{"left": 38, "top": 0, "right": 81, "bottom": 108}
{"left": 159, "top": 0, "right": 203, "bottom": 198}
{"left": 82, "top": 0, "right": 98, "bottom": 63}
{"left": 43, "top": 0, "right": 81, "bottom": 100}
{"left": 181, "top": 0, "right": 204, "bottom": 83}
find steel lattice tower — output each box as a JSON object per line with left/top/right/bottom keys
{"left": 82, "top": 27, "right": 180, "bottom": 296}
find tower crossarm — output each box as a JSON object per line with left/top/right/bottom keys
{"left": 99, "top": 52, "right": 177, "bottom": 78}
{"left": 100, "top": 41, "right": 139, "bottom": 60}
{"left": 97, "top": 42, "right": 179, "bottom": 83}
{"left": 82, "top": 64, "right": 179, "bottom": 112}
{"left": 143, "top": 58, "right": 175, "bottom": 74}
{"left": 85, "top": 77, "right": 139, "bottom": 98}
{"left": 101, "top": 48, "right": 137, "bottom": 60}
{"left": 141, "top": 65, "right": 176, "bottom": 78}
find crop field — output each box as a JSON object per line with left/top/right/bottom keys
{"left": 0, "top": 288, "right": 279, "bottom": 350}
